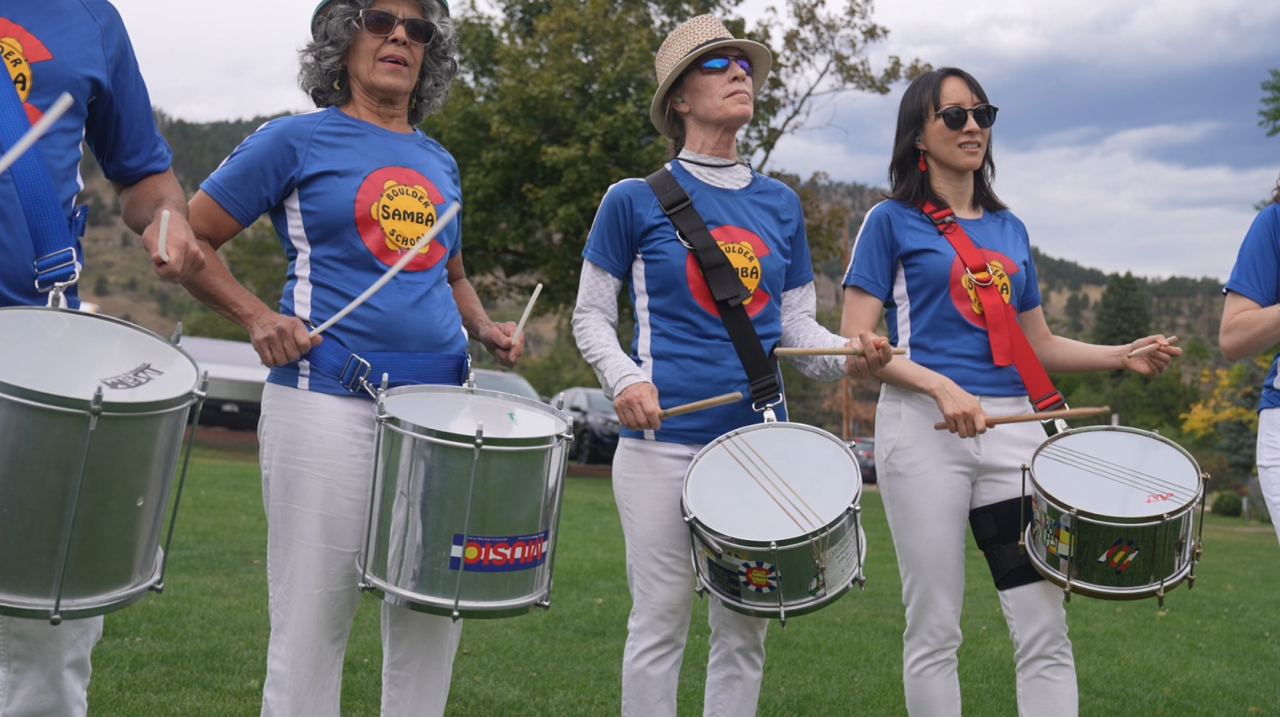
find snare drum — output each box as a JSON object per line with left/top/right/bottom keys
{"left": 0, "top": 307, "right": 204, "bottom": 621}
{"left": 1024, "top": 426, "right": 1206, "bottom": 603}
{"left": 682, "top": 422, "right": 865, "bottom": 626}
{"left": 357, "top": 384, "right": 572, "bottom": 619}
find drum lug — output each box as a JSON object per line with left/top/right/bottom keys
{"left": 1156, "top": 588, "right": 1165, "bottom": 609}
{"left": 151, "top": 581, "right": 165, "bottom": 595}
{"left": 358, "top": 582, "right": 373, "bottom": 593}
{"left": 536, "top": 598, "right": 552, "bottom": 611}
{"left": 169, "top": 321, "right": 183, "bottom": 345}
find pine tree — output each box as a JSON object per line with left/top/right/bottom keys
{"left": 1092, "top": 272, "right": 1150, "bottom": 345}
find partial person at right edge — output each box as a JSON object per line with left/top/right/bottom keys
{"left": 1220, "top": 172, "right": 1280, "bottom": 547}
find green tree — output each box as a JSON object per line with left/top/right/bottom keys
{"left": 424, "top": 0, "right": 917, "bottom": 311}
{"left": 181, "top": 220, "right": 287, "bottom": 341}
{"left": 1183, "top": 356, "right": 1270, "bottom": 488}
{"left": 1064, "top": 291, "right": 1088, "bottom": 337}
{"left": 741, "top": 0, "right": 928, "bottom": 171}
{"left": 1260, "top": 68, "right": 1280, "bottom": 137}
{"left": 1092, "top": 272, "right": 1150, "bottom": 345}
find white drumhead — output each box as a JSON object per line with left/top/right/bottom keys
{"left": 383, "top": 387, "right": 568, "bottom": 440}
{"left": 0, "top": 308, "right": 199, "bottom": 404}
{"left": 685, "top": 423, "right": 860, "bottom": 543}
{"left": 1031, "top": 427, "right": 1201, "bottom": 519}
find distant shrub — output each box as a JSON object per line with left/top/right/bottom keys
{"left": 1212, "top": 491, "right": 1242, "bottom": 517}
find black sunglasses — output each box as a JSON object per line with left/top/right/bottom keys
{"left": 933, "top": 104, "right": 998, "bottom": 131}
{"left": 358, "top": 8, "right": 436, "bottom": 46}
{"left": 696, "top": 53, "right": 753, "bottom": 76}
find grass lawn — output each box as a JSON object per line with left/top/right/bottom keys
{"left": 87, "top": 446, "right": 1280, "bottom": 716}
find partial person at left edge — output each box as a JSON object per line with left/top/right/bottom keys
{"left": 0, "top": 1, "right": 203, "bottom": 716}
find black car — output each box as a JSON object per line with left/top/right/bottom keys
{"left": 850, "top": 437, "right": 876, "bottom": 484}
{"left": 562, "top": 387, "right": 619, "bottom": 464}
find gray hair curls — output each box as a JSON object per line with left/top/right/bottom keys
{"left": 300, "top": 0, "right": 458, "bottom": 125}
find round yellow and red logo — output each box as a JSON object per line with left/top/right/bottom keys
{"left": 947, "top": 249, "right": 1018, "bottom": 328}
{"left": 0, "top": 20, "right": 55, "bottom": 124}
{"left": 354, "top": 167, "right": 448, "bottom": 271}
{"left": 685, "top": 225, "right": 772, "bottom": 317}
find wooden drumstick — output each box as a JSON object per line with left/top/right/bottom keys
{"left": 1126, "top": 336, "right": 1178, "bottom": 359}
{"left": 660, "top": 391, "right": 743, "bottom": 418}
{"left": 513, "top": 282, "right": 542, "bottom": 342}
{"left": 157, "top": 209, "right": 171, "bottom": 263}
{"left": 933, "top": 406, "right": 1111, "bottom": 430}
{"left": 775, "top": 346, "right": 908, "bottom": 357}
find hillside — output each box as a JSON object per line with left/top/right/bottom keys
{"left": 72, "top": 113, "right": 1227, "bottom": 366}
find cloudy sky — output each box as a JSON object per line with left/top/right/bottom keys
{"left": 114, "top": 0, "right": 1280, "bottom": 280}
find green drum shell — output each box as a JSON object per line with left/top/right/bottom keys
{"left": 357, "top": 385, "right": 572, "bottom": 619}
{"left": 1024, "top": 426, "right": 1204, "bottom": 601}
{"left": 682, "top": 422, "right": 866, "bottom": 622}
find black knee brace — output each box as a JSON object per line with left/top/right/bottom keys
{"left": 969, "top": 496, "right": 1044, "bottom": 591}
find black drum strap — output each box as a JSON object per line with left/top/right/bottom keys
{"left": 644, "top": 167, "right": 780, "bottom": 405}
{"left": 970, "top": 496, "right": 1045, "bottom": 591}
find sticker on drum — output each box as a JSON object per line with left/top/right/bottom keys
{"left": 0, "top": 308, "right": 200, "bottom": 408}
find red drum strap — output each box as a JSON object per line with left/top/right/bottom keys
{"left": 920, "top": 202, "right": 1065, "bottom": 413}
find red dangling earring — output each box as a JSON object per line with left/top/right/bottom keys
{"left": 917, "top": 151, "right": 927, "bottom": 172}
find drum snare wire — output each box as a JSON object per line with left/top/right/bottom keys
{"left": 733, "top": 436, "right": 826, "bottom": 527}
{"left": 1039, "top": 444, "right": 1194, "bottom": 501}
{"left": 720, "top": 441, "right": 815, "bottom": 535}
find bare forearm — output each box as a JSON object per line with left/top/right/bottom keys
{"left": 450, "top": 277, "right": 494, "bottom": 338}
{"left": 1031, "top": 334, "right": 1127, "bottom": 373}
{"left": 181, "top": 240, "right": 274, "bottom": 329}
{"left": 114, "top": 169, "right": 188, "bottom": 235}
{"left": 1221, "top": 303, "right": 1280, "bottom": 361}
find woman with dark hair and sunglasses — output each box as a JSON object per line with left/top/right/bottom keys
{"left": 840, "top": 67, "right": 1179, "bottom": 716}
{"left": 572, "top": 15, "right": 891, "bottom": 717}
{"left": 1220, "top": 173, "right": 1280, "bottom": 548}
{"left": 177, "top": 1, "right": 521, "bottom": 715}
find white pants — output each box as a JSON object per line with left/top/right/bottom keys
{"left": 1255, "top": 408, "right": 1280, "bottom": 546}
{"left": 876, "top": 386, "right": 1077, "bottom": 717}
{"left": 257, "top": 384, "right": 462, "bottom": 717}
{"left": 0, "top": 615, "right": 100, "bottom": 717}
{"left": 612, "top": 437, "right": 769, "bottom": 717}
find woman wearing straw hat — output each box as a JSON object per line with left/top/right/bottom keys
{"left": 572, "top": 14, "right": 891, "bottom": 716}
{"left": 178, "top": 1, "right": 520, "bottom": 715}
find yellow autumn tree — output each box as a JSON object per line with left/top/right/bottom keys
{"left": 1181, "top": 354, "right": 1270, "bottom": 485}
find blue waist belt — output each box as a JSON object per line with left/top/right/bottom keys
{"left": 302, "top": 338, "right": 470, "bottom": 396}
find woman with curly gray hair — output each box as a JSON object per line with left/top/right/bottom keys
{"left": 178, "top": 1, "right": 521, "bottom": 715}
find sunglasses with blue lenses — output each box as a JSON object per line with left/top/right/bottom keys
{"left": 696, "top": 54, "right": 753, "bottom": 76}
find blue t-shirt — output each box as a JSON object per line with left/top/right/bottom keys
{"left": 843, "top": 199, "right": 1041, "bottom": 396}
{"left": 0, "top": 0, "right": 172, "bottom": 308}
{"left": 583, "top": 162, "right": 814, "bottom": 444}
{"left": 201, "top": 106, "right": 467, "bottom": 395}
{"left": 1223, "top": 203, "right": 1280, "bottom": 411}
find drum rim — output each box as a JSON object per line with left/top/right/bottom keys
{"left": 683, "top": 421, "right": 862, "bottom": 544}
{"left": 379, "top": 383, "right": 572, "bottom": 446}
{"left": 1029, "top": 425, "right": 1204, "bottom": 521}
{"left": 0, "top": 307, "right": 201, "bottom": 413}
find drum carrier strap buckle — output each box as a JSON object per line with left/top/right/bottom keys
{"left": 339, "top": 355, "right": 374, "bottom": 397}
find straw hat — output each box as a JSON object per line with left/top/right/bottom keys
{"left": 650, "top": 15, "right": 772, "bottom": 137}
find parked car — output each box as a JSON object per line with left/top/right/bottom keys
{"left": 850, "top": 437, "right": 876, "bottom": 484}
{"left": 561, "top": 387, "right": 619, "bottom": 464}
{"left": 470, "top": 368, "right": 541, "bottom": 402}
{"left": 179, "top": 336, "right": 269, "bottom": 431}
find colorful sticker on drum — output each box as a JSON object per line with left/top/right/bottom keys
{"left": 706, "top": 558, "right": 742, "bottom": 599}
{"left": 100, "top": 363, "right": 165, "bottom": 390}
{"left": 449, "top": 530, "right": 548, "bottom": 572}
{"left": 1031, "top": 498, "right": 1073, "bottom": 558}
{"left": 738, "top": 561, "right": 778, "bottom": 593}
{"left": 807, "top": 571, "right": 827, "bottom": 598}
{"left": 1097, "top": 539, "right": 1140, "bottom": 574}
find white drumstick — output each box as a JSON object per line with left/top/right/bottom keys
{"left": 514, "top": 282, "right": 542, "bottom": 341}
{"left": 0, "top": 92, "right": 74, "bottom": 177}
{"left": 157, "top": 209, "right": 171, "bottom": 263}
{"left": 309, "top": 202, "right": 460, "bottom": 338}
